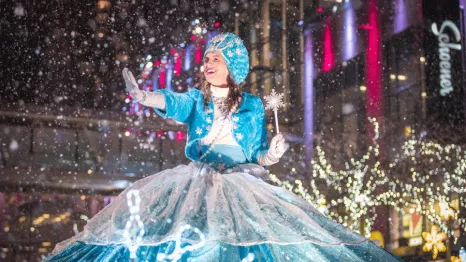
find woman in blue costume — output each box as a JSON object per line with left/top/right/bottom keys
{"left": 44, "top": 33, "right": 403, "bottom": 262}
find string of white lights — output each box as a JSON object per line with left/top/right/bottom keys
{"left": 269, "top": 118, "right": 466, "bottom": 237}
{"left": 156, "top": 224, "right": 206, "bottom": 262}
{"left": 123, "top": 189, "right": 145, "bottom": 259}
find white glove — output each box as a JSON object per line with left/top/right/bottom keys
{"left": 257, "top": 133, "right": 288, "bottom": 166}
{"left": 122, "top": 68, "right": 143, "bottom": 101}
{"left": 122, "top": 68, "right": 166, "bottom": 109}
{"left": 268, "top": 133, "right": 288, "bottom": 161}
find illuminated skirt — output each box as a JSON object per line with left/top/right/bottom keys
{"left": 44, "top": 162, "right": 403, "bottom": 262}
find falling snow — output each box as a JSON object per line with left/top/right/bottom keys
{"left": 0, "top": 0, "right": 465, "bottom": 261}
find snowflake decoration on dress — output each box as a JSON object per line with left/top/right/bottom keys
{"left": 236, "top": 133, "right": 243, "bottom": 141}
{"left": 264, "top": 89, "right": 285, "bottom": 111}
{"left": 218, "top": 163, "right": 225, "bottom": 170}
{"left": 196, "top": 127, "right": 203, "bottom": 135}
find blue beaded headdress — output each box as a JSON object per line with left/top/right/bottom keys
{"left": 204, "top": 33, "right": 249, "bottom": 85}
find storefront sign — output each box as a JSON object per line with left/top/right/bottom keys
{"left": 423, "top": 0, "right": 465, "bottom": 128}
{"left": 431, "top": 20, "right": 462, "bottom": 96}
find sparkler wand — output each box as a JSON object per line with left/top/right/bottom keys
{"left": 264, "top": 89, "right": 285, "bottom": 133}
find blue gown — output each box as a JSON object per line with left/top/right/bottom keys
{"left": 44, "top": 144, "right": 403, "bottom": 262}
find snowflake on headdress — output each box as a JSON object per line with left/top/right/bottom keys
{"left": 211, "top": 36, "right": 221, "bottom": 43}
{"left": 264, "top": 89, "right": 285, "bottom": 111}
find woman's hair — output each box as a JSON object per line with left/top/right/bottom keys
{"left": 197, "top": 70, "right": 243, "bottom": 115}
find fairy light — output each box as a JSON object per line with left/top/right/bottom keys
{"left": 123, "top": 189, "right": 145, "bottom": 259}
{"left": 32, "top": 212, "right": 70, "bottom": 226}
{"left": 422, "top": 225, "right": 447, "bottom": 259}
{"left": 156, "top": 224, "right": 206, "bottom": 262}
{"left": 269, "top": 118, "right": 466, "bottom": 237}
{"left": 241, "top": 253, "right": 255, "bottom": 262}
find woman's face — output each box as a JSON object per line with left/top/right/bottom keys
{"left": 203, "top": 52, "right": 229, "bottom": 87}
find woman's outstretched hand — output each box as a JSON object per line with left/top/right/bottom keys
{"left": 122, "top": 68, "right": 143, "bottom": 101}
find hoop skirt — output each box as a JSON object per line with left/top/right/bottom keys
{"left": 44, "top": 145, "right": 403, "bottom": 262}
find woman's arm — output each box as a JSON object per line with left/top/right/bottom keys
{"left": 257, "top": 151, "right": 279, "bottom": 166}
{"left": 251, "top": 97, "right": 272, "bottom": 165}
{"left": 122, "top": 68, "right": 166, "bottom": 110}
{"left": 134, "top": 91, "right": 166, "bottom": 110}
{"left": 122, "top": 68, "right": 195, "bottom": 124}
{"left": 152, "top": 89, "right": 196, "bottom": 124}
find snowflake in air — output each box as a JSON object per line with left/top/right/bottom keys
{"left": 264, "top": 89, "right": 285, "bottom": 111}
